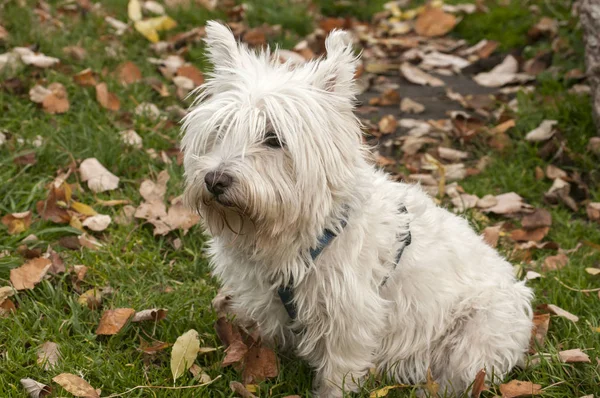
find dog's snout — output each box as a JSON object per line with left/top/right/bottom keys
{"left": 205, "top": 171, "right": 233, "bottom": 196}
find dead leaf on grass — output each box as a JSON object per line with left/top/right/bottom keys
{"left": 543, "top": 303, "right": 579, "bottom": 322}
{"left": 128, "top": 0, "right": 142, "bottom": 22}
{"left": 2, "top": 211, "right": 32, "bottom": 235}
{"left": 378, "top": 115, "right": 397, "bottom": 135}
{"left": 79, "top": 158, "right": 120, "bottom": 193}
{"left": 586, "top": 202, "right": 600, "bottom": 222}
{"left": 119, "top": 129, "right": 143, "bottom": 148}
{"left": 134, "top": 15, "right": 177, "bottom": 43}
{"left": 117, "top": 61, "right": 142, "bottom": 85}
{"left": 0, "top": 285, "right": 15, "bottom": 304}
{"left": 542, "top": 253, "right": 568, "bottom": 271}
{"left": 242, "top": 344, "right": 278, "bottom": 384}
{"left": 37, "top": 341, "right": 60, "bottom": 370}
{"left": 10, "top": 258, "right": 52, "bottom": 290}
{"left": 176, "top": 64, "right": 204, "bottom": 86}
{"left": 470, "top": 369, "right": 486, "bottom": 398}
{"left": 400, "top": 97, "right": 425, "bottom": 114}
{"left": 529, "top": 313, "right": 550, "bottom": 352}
{"left": 522, "top": 209, "right": 552, "bottom": 229}
{"left": 78, "top": 288, "right": 103, "bottom": 309}
{"left": 81, "top": 214, "right": 111, "bottom": 232}
{"left": 230, "top": 381, "right": 257, "bottom": 398}
{"left": 400, "top": 62, "right": 444, "bottom": 87}
{"left": 585, "top": 267, "right": 600, "bottom": 276}
{"left": 73, "top": 68, "right": 97, "bottom": 86}
{"left": 20, "top": 378, "right": 51, "bottom": 398}
{"left": 370, "top": 384, "right": 410, "bottom": 398}
{"left": 438, "top": 147, "right": 469, "bottom": 162}
{"left": 482, "top": 225, "right": 501, "bottom": 248}
{"left": 474, "top": 55, "right": 534, "bottom": 88}
{"left": 544, "top": 178, "right": 578, "bottom": 211}
{"left": 499, "top": 379, "right": 542, "bottom": 398}
{"left": 131, "top": 308, "right": 168, "bottom": 322}
{"left": 171, "top": 329, "right": 200, "bottom": 381}
{"left": 510, "top": 227, "right": 549, "bottom": 242}
{"left": 525, "top": 120, "right": 558, "bottom": 142}
{"left": 415, "top": 6, "right": 457, "bottom": 37}
{"left": 559, "top": 348, "right": 590, "bottom": 363}
{"left": 483, "top": 192, "right": 530, "bottom": 215}
{"left": 139, "top": 338, "right": 170, "bottom": 354}
{"left": 95, "top": 308, "right": 135, "bottom": 335}
{"left": 95, "top": 83, "right": 120, "bottom": 111}
{"left": 52, "top": 373, "right": 99, "bottom": 398}
{"left": 62, "top": 46, "right": 87, "bottom": 61}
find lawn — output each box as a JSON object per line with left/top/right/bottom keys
{"left": 1, "top": 0, "right": 599, "bottom": 397}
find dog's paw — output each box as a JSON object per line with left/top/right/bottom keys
{"left": 212, "top": 288, "right": 233, "bottom": 316}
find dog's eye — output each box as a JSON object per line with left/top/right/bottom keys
{"left": 264, "top": 131, "right": 284, "bottom": 148}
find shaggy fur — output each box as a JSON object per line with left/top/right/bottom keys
{"left": 181, "top": 21, "right": 534, "bottom": 397}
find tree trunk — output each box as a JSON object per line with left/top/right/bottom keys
{"left": 580, "top": 0, "right": 600, "bottom": 134}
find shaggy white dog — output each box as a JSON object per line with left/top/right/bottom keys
{"left": 181, "top": 21, "right": 533, "bottom": 397}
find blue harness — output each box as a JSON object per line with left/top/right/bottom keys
{"left": 277, "top": 206, "right": 411, "bottom": 320}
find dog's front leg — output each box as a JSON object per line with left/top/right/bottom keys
{"left": 301, "top": 278, "right": 386, "bottom": 397}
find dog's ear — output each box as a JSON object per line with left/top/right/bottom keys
{"left": 204, "top": 21, "right": 239, "bottom": 69}
{"left": 313, "top": 30, "right": 359, "bottom": 96}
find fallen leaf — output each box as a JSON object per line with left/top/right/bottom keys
{"left": 222, "top": 340, "right": 249, "bottom": 367}
{"left": 0, "top": 298, "right": 16, "bottom": 316}
{"left": 117, "top": 61, "right": 142, "bottom": 85}
{"left": 95, "top": 308, "right": 135, "bottom": 335}
{"left": 499, "top": 380, "right": 542, "bottom": 398}
{"left": 2, "top": 211, "right": 32, "bottom": 235}
{"left": 378, "top": 115, "right": 397, "bottom": 135}
{"left": 143, "top": 1, "right": 165, "bottom": 14}
{"left": 105, "top": 16, "right": 129, "bottom": 35}
{"left": 135, "top": 102, "right": 161, "bottom": 119}
{"left": 544, "top": 178, "right": 578, "bottom": 211}
{"left": 477, "top": 195, "right": 498, "bottom": 209}
{"left": 415, "top": 6, "right": 457, "bottom": 37}
{"left": 139, "top": 338, "right": 170, "bottom": 354}
{"left": 119, "top": 130, "right": 143, "bottom": 148}
{"left": 586, "top": 202, "right": 600, "bottom": 222}
{"left": 558, "top": 348, "right": 590, "bottom": 363}
{"left": 0, "top": 286, "right": 15, "bottom": 304}
{"left": 78, "top": 288, "right": 103, "bottom": 309}
{"left": 20, "top": 378, "right": 51, "bottom": 398}
{"left": 544, "top": 303, "right": 578, "bottom": 322}
{"left": 542, "top": 253, "right": 568, "bottom": 271}
{"left": 171, "top": 329, "right": 200, "bottom": 381}
{"left": 242, "top": 344, "right": 278, "bottom": 384}
{"left": 522, "top": 209, "right": 552, "bottom": 229}
{"left": 52, "top": 373, "right": 99, "bottom": 398}
{"left": 37, "top": 341, "right": 60, "bottom": 370}
{"left": 73, "top": 68, "right": 97, "bottom": 86}
{"left": 525, "top": 120, "right": 558, "bottom": 142}
{"left": 471, "top": 369, "right": 486, "bottom": 398}
{"left": 525, "top": 271, "right": 543, "bottom": 280}
{"left": 134, "top": 16, "right": 177, "bottom": 43}
{"left": 79, "top": 158, "right": 120, "bottom": 193}
{"left": 131, "top": 308, "right": 168, "bottom": 322}
{"left": 95, "top": 83, "right": 120, "bottom": 111}
{"left": 230, "top": 381, "right": 257, "bottom": 398}
{"left": 474, "top": 56, "right": 534, "bottom": 88}
{"left": 510, "top": 227, "right": 549, "bottom": 242}
{"left": 116, "top": 205, "right": 137, "bottom": 225}
{"left": 128, "top": 0, "right": 142, "bottom": 22}
{"left": 530, "top": 313, "right": 550, "bottom": 352}
{"left": 529, "top": 17, "right": 558, "bottom": 39}
{"left": 370, "top": 385, "right": 409, "bottom": 398}
{"left": 16, "top": 47, "right": 59, "bottom": 68}
{"left": 62, "top": 46, "right": 87, "bottom": 61}
{"left": 424, "top": 368, "right": 439, "bottom": 398}
{"left": 400, "top": 97, "right": 425, "bottom": 114}
{"left": 438, "top": 147, "right": 469, "bottom": 161}
{"left": 10, "top": 258, "right": 52, "bottom": 290}
{"left": 545, "top": 164, "right": 567, "bottom": 180}
{"left": 14, "top": 152, "right": 37, "bottom": 166}
{"left": 70, "top": 202, "right": 98, "bottom": 217}
{"left": 482, "top": 225, "right": 501, "bottom": 248}
{"left": 585, "top": 268, "right": 600, "bottom": 276}
{"left": 0, "top": 25, "right": 8, "bottom": 41}
{"left": 400, "top": 63, "right": 444, "bottom": 87}
{"left": 176, "top": 64, "right": 204, "bottom": 86}
{"left": 483, "top": 192, "right": 530, "bottom": 215}
{"left": 81, "top": 214, "right": 111, "bottom": 232}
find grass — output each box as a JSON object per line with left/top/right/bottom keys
{"left": 1, "top": 0, "right": 600, "bottom": 397}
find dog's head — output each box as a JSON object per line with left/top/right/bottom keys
{"left": 182, "top": 21, "right": 363, "bottom": 240}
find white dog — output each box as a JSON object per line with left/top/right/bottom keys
{"left": 181, "top": 21, "right": 533, "bottom": 397}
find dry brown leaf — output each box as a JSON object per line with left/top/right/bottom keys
{"left": 544, "top": 303, "right": 579, "bottom": 322}
{"left": 471, "top": 369, "right": 486, "bottom": 398}
{"left": 544, "top": 178, "right": 578, "bottom": 212}
{"left": 52, "top": 373, "right": 99, "bottom": 398}
{"left": 415, "top": 6, "right": 457, "bottom": 37}
{"left": 79, "top": 158, "right": 120, "bottom": 193}
{"left": 529, "top": 313, "right": 550, "bottom": 353}
{"left": 0, "top": 25, "right": 8, "bottom": 42}
{"left": 545, "top": 165, "right": 567, "bottom": 180}
{"left": 483, "top": 193, "right": 529, "bottom": 215}
{"left": 586, "top": 202, "right": 600, "bottom": 222}
{"left": 81, "top": 214, "right": 111, "bottom": 231}
{"left": 117, "top": 61, "right": 142, "bottom": 85}
{"left": 0, "top": 286, "right": 15, "bottom": 304}
{"left": 230, "top": 381, "right": 257, "bottom": 398}
{"left": 400, "top": 63, "right": 444, "bottom": 87}
{"left": 73, "top": 68, "right": 97, "bottom": 86}
{"left": 242, "top": 344, "right": 279, "bottom": 384}
{"left": 492, "top": 119, "right": 516, "bottom": 135}
{"left": 438, "top": 147, "right": 469, "bottom": 161}
{"left": 542, "top": 253, "right": 568, "bottom": 271}
{"left": 482, "top": 225, "right": 501, "bottom": 248}
{"left": 400, "top": 97, "right": 425, "bottom": 114}
{"left": 474, "top": 56, "right": 533, "bottom": 88}
{"left": 2, "top": 211, "right": 32, "bottom": 235}
{"left": 95, "top": 83, "right": 120, "bottom": 111}
{"left": 37, "top": 341, "right": 60, "bottom": 370}
{"left": 131, "top": 308, "right": 168, "bottom": 322}
{"left": 525, "top": 120, "right": 558, "bottom": 142}
{"left": 95, "top": 308, "right": 135, "bottom": 335}
{"left": 10, "top": 258, "right": 52, "bottom": 290}
{"left": 424, "top": 368, "right": 440, "bottom": 398}
{"left": 510, "top": 227, "right": 549, "bottom": 242}
{"left": 36, "top": 184, "right": 71, "bottom": 223}
{"left": 151, "top": 198, "right": 200, "bottom": 235}
{"left": 378, "top": 115, "right": 397, "bottom": 135}
{"left": 558, "top": 348, "right": 591, "bottom": 363}
{"left": 176, "top": 64, "right": 204, "bottom": 86}
{"left": 0, "top": 298, "right": 16, "bottom": 316}
{"left": 522, "top": 209, "right": 552, "bottom": 229}
{"left": 115, "top": 205, "right": 137, "bottom": 225}
{"left": 20, "top": 378, "right": 51, "bottom": 398}
{"left": 139, "top": 338, "right": 170, "bottom": 354}
{"left": 63, "top": 46, "right": 87, "bottom": 61}
{"left": 16, "top": 47, "right": 60, "bottom": 68}
{"left": 223, "top": 340, "right": 249, "bottom": 367}
{"left": 78, "top": 288, "right": 103, "bottom": 310}
{"left": 499, "top": 380, "right": 542, "bottom": 398}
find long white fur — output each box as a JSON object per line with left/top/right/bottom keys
{"left": 181, "top": 21, "right": 533, "bottom": 397}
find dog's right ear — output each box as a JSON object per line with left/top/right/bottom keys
{"left": 204, "top": 21, "right": 239, "bottom": 69}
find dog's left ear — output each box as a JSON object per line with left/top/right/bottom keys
{"left": 204, "top": 21, "right": 240, "bottom": 70}
{"left": 312, "top": 30, "right": 359, "bottom": 96}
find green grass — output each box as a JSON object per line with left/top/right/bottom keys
{"left": 1, "top": 0, "right": 600, "bottom": 397}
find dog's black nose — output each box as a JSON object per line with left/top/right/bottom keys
{"left": 205, "top": 171, "right": 233, "bottom": 196}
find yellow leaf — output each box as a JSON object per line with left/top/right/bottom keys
{"left": 128, "top": 0, "right": 142, "bottom": 22}
{"left": 171, "top": 329, "right": 200, "bottom": 381}
{"left": 245, "top": 384, "right": 258, "bottom": 393}
{"left": 134, "top": 16, "right": 177, "bottom": 43}
{"left": 370, "top": 385, "right": 409, "bottom": 398}
{"left": 69, "top": 215, "right": 84, "bottom": 231}
{"left": 71, "top": 201, "right": 98, "bottom": 216}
